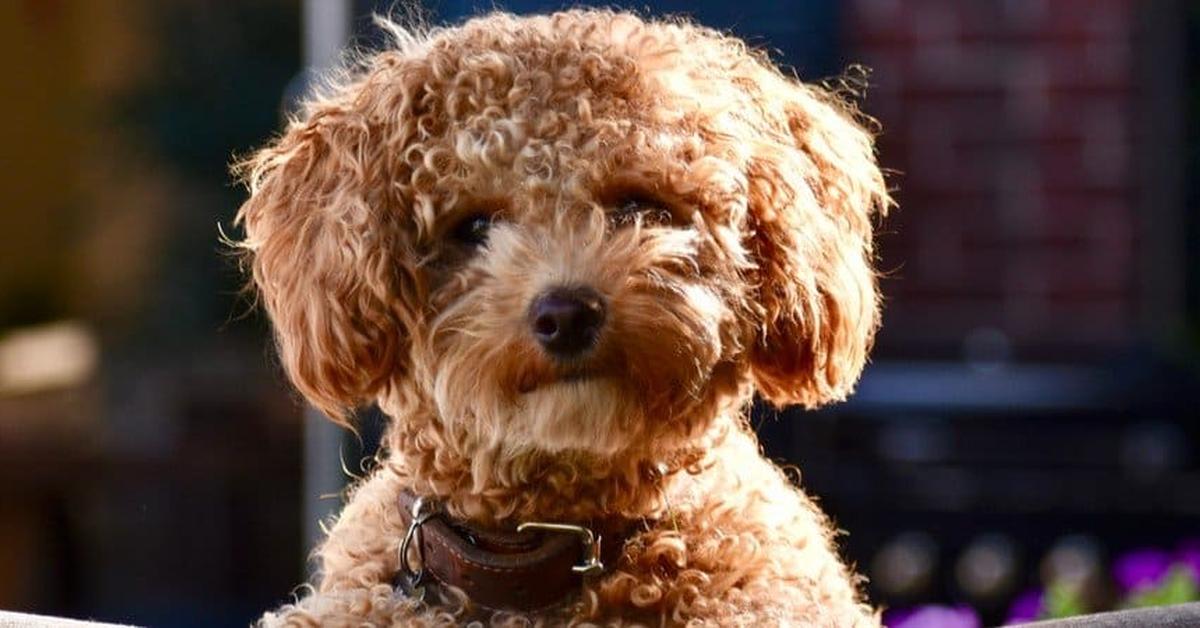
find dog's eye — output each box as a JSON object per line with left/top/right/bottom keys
{"left": 450, "top": 214, "right": 493, "bottom": 246}
{"left": 610, "top": 193, "right": 674, "bottom": 226}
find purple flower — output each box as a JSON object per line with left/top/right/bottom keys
{"left": 1005, "top": 588, "right": 1044, "bottom": 624}
{"left": 1177, "top": 540, "right": 1200, "bottom": 582}
{"left": 885, "top": 605, "right": 981, "bottom": 628}
{"left": 1113, "top": 549, "right": 1173, "bottom": 592}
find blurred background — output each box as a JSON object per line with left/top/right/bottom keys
{"left": 0, "top": 1, "right": 1196, "bottom": 626}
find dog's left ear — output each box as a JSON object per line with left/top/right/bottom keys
{"left": 744, "top": 81, "right": 890, "bottom": 409}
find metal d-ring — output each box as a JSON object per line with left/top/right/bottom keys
{"left": 517, "top": 521, "right": 605, "bottom": 577}
{"left": 398, "top": 496, "right": 440, "bottom": 594}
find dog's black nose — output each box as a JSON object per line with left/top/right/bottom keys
{"left": 529, "top": 286, "right": 606, "bottom": 358}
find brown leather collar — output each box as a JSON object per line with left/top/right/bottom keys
{"left": 394, "top": 490, "right": 638, "bottom": 612}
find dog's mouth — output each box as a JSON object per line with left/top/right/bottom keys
{"left": 517, "top": 366, "right": 603, "bottom": 394}
{"left": 559, "top": 369, "right": 598, "bottom": 384}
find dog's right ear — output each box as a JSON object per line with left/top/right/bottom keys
{"left": 233, "top": 104, "right": 416, "bottom": 425}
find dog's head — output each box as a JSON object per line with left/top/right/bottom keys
{"left": 236, "top": 10, "right": 887, "bottom": 462}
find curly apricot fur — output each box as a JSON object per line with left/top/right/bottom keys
{"left": 236, "top": 9, "right": 889, "bottom": 627}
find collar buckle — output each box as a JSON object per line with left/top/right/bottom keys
{"left": 516, "top": 521, "right": 605, "bottom": 577}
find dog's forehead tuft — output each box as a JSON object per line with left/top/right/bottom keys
{"left": 309, "top": 9, "right": 805, "bottom": 246}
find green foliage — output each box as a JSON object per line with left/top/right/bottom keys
{"left": 1124, "top": 567, "right": 1200, "bottom": 609}
{"left": 1043, "top": 581, "right": 1089, "bottom": 620}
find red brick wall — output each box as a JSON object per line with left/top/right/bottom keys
{"left": 846, "top": 0, "right": 1138, "bottom": 356}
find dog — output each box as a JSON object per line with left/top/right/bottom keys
{"left": 235, "top": 9, "right": 889, "bottom": 627}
